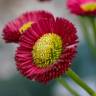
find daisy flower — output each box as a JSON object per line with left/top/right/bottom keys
{"left": 15, "top": 17, "right": 78, "bottom": 83}
{"left": 67, "top": 0, "right": 96, "bottom": 16}
{"left": 3, "top": 11, "right": 54, "bottom": 43}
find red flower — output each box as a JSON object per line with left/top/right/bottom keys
{"left": 67, "top": 0, "right": 96, "bottom": 16}
{"left": 3, "top": 11, "right": 54, "bottom": 43}
{"left": 15, "top": 17, "right": 78, "bottom": 84}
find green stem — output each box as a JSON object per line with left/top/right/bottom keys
{"left": 57, "top": 78, "right": 80, "bottom": 96}
{"left": 66, "top": 68, "right": 96, "bottom": 96}
{"left": 78, "top": 16, "right": 96, "bottom": 56}
{"left": 89, "top": 17, "right": 96, "bottom": 46}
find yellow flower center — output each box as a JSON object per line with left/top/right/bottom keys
{"left": 32, "top": 33, "right": 63, "bottom": 68}
{"left": 81, "top": 2, "right": 96, "bottom": 11}
{"left": 19, "top": 22, "right": 33, "bottom": 33}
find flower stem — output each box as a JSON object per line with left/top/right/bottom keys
{"left": 57, "top": 78, "right": 80, "bottom": 96}
{"left": 66, "top": 68, "right": 96, "bottom": 96}
{"left": 78, "top": 16, "right": 96, "bottom": 56}
{"left": 89, "top": 17, "right": 96, "bottom": 46}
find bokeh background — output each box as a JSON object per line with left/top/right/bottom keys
{"left": 0, "top": 0, "right": 96, "bottom": 96}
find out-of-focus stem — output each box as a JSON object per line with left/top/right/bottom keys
{"left": 78, "top": 16, "right": 96, "bottom": 56}
{"left": 89, "top": 17, "right": 96, "bottom": 46}
{"left": 57, "top": 78, "right": 80, "bottom": 96}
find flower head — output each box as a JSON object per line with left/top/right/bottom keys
{"left": 3, "top": 11, "right": 54, "bottom": 43}
{"left": 67, "top": 0, "right": 96, "bottom": 16}
{"left": 15, "top": 17, "right": 78, "bottom": 83}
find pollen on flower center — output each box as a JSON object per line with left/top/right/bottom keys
{"left": 19, "top": 22, "right": 33, "bottom": 33}
{"left": 32, "top": 33, "right": 63, "bottom": 68}
{"left": 81, "top": 2, "right": 96, "bottom": 11}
